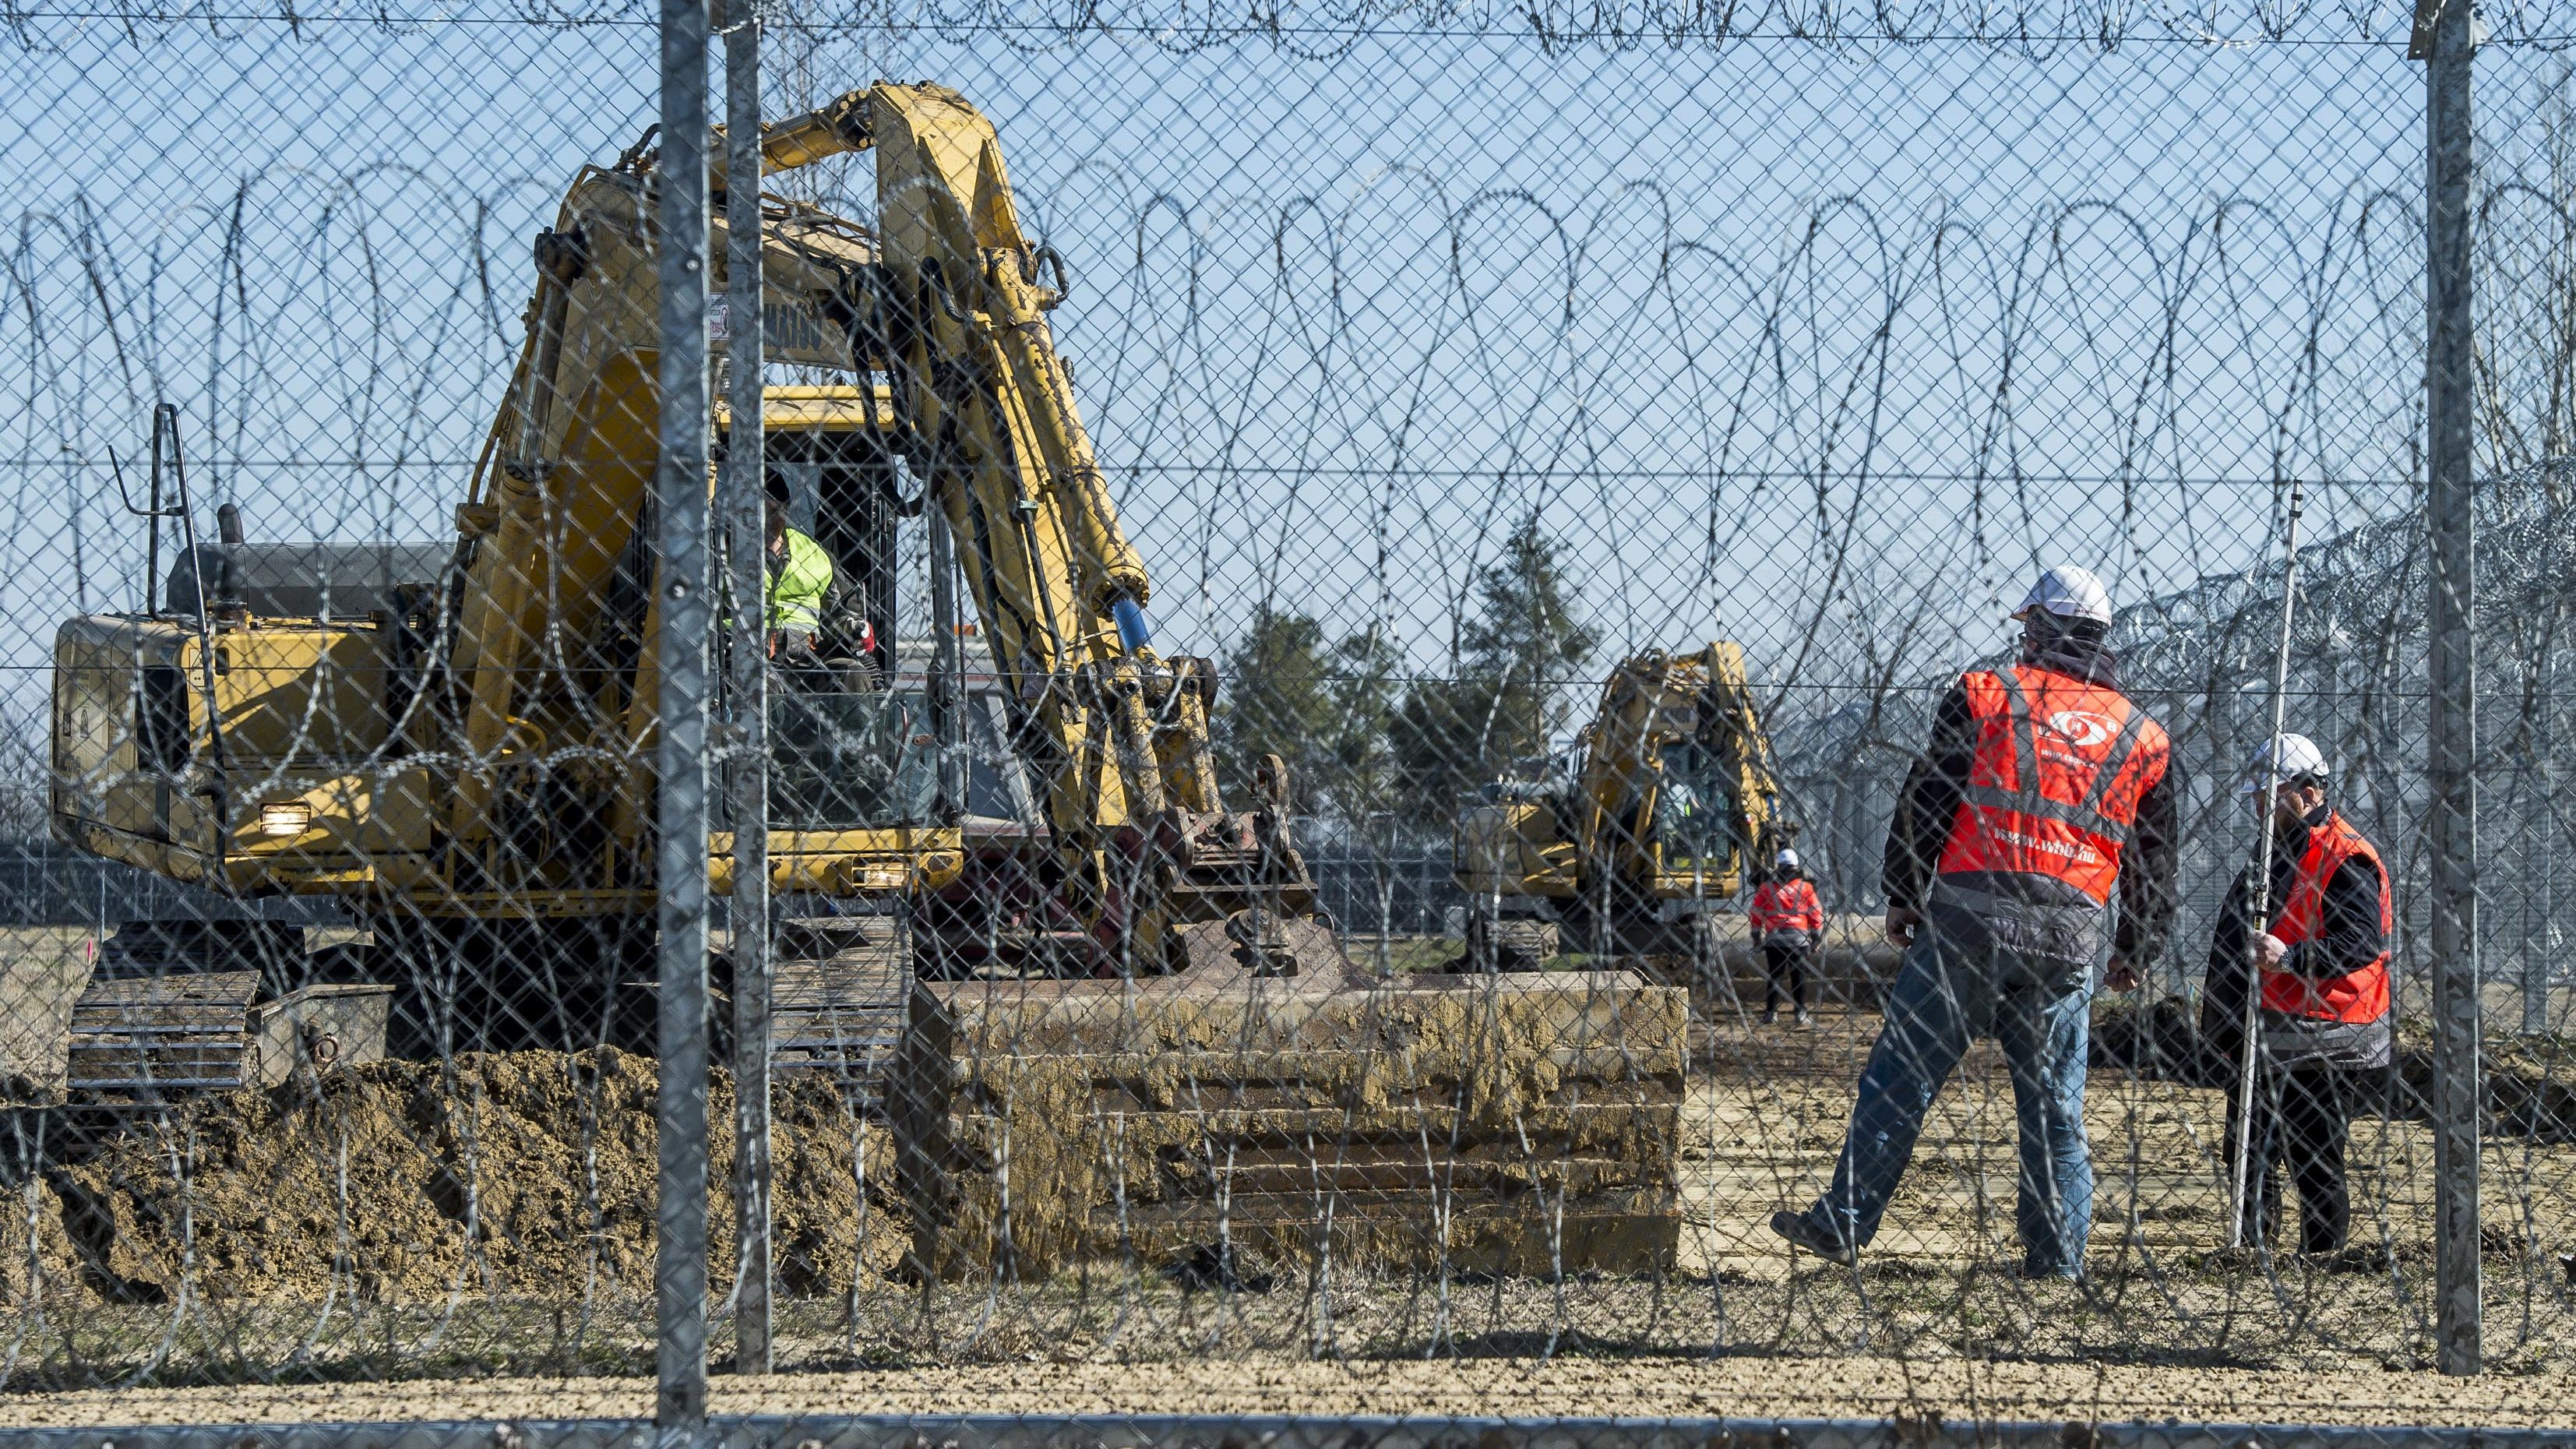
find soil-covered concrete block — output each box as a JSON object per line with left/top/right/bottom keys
{"left": 894, "top": 968, "right": 1687, "bottom": 1281}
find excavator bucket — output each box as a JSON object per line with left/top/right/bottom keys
{"left": 891, "top": 955, "right": 1688, "bottom": 1282}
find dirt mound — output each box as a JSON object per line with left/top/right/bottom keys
{"left": 10, "top": 1050, "right": 902, "bottom": 1306}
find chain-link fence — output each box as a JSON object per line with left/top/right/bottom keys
{"left": 1, "top": 0, "right": 2572, "bottom": 1435}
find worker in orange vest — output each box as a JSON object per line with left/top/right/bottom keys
{"left": 1773, "top": 566, "right": 2180, "bottom": 1278}
{"left": 1750, "top": 849, "right": 1825, "bottom": 1026}
{"left": 2200, "top": 732, "right": 2392, "bottom": 1258}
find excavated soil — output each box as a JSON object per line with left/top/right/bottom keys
{"left": 5, "top": 1049, "right": 901, "bottom": 1311}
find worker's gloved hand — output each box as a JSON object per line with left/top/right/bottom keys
{"left": 2253, "top": 932, "right": 2289, "bottom": 967}
{"left": 2104, "top": 957, "right": 2140, "bottom": 992}
{"left": 1883, "top": 907, "right": 1920, "bottom": 947}
{"left": 770, "top": 629, "right": 818, "bottom": 661}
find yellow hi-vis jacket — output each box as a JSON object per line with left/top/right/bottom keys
{"left": 765, "top": 527, "right": 833, "bottom": 635}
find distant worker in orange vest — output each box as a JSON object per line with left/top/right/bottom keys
{"left": 2199, "top": 732, "right": 2392, "bottom": 1259}
{"left": 1773, "top": 566, "right": 2181, "bottom": 1278}
{"left": 1750, "top": 849, "right": 1825, "bottom": 1027}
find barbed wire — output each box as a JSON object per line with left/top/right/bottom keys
{"left": 0, "top": 2, "right": 2570, "bottom": 1414}
{"left": 0, "top": 174, "right": 2488, "bottom": 675}
{"left": 6, "top": 0, "right": 2576, "bottom": 51}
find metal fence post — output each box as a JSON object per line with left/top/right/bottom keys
{"left": 2419, "top": 0, "right": 2483, "bottom": 1378}
{"left": 927, "top": 488, "right": 969, "bottom": 820}
{"left": 722, "top": 0, "right": 773, "bottom": 1377}
{"left": 655, "top": 0, "right": 714, "bottom": 1429}
{"left": 2530, "top": 651, "right": 2551, "bottom": 1037}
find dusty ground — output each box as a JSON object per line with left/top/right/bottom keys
{"left": 1, "top": 933, "right": 2571, "bottom": 1425}
{"left": 5, "top": 1355, "right": 2576, "bottom": 1430}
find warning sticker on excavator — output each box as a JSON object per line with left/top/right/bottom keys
{"left": 708, "top": 293, "right": 841, "bottom": 363}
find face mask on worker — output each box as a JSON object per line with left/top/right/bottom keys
{"left": 2248, "top": 781, "right": 2322, "bottom": 826}
{"left": 2018, "top": 612, "right": 2105, "bottom": 665}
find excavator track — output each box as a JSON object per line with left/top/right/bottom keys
{"left": 766, "top": 918, "right": 911, "bottom": 1084}
{"left": 64, "top": 926, "right": 389, "bottom": 1100}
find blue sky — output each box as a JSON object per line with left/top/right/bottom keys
{"left": 4, "top": 1, "right": 2565, "bottom": 739}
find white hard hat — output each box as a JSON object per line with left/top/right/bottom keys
{"left": 2010, "top": 565, "right": 2115, "bottom": 626}
{"left": 1774, "top": 848, "right": 1800, "bottom": 869}
{"left": 2240, "top": 732, "right": 2331, "bottom": 795}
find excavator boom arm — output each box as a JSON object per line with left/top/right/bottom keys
{"left": 420, "top": 80, "right": 1304, "bottom": 967}
{"left": 866, "top": 86, "right": 1192, "bottom": 828}
{"left": 853, "top": 84, "right": 1307, "bottom": 968}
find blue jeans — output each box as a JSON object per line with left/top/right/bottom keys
{"left": 1796, "top": 914, "right": 2096, "bottom": 1274}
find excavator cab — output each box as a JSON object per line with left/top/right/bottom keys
{"left": 733, "top": 385, "right": 915, "bottom": 686}
{"left": 44, "top": 382, "right": 994, "bottom": 1071}
{"left": 1648, "top": 736, "right": 1751, "bottom": 874}
{"left": 715, "top": 386, "right": 953, "bottom": 834}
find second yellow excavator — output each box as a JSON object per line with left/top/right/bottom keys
{"left": 1452, "top": 643, "right": 1789, "bottom": 966}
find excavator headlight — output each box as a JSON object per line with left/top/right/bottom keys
{"left": 259, "top": 802, "right": 311, "bottom": 838}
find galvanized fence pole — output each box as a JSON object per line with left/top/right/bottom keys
{"left": 928, "top": 490, "right": 969, "bottom": 818}
{"left": 2419, "top": 0, "right": 2483, "bottom": 1377}
{"left": 2530, "top": 652, "right": 2551, "bottom": 1037}
{"left": 2228, "top": 481, "right": 2305, "bottom": 1250}
{"left": 655, "top": 0, "right": 715, "bottom": 1428}
{"left": 722, "top": 0, "right": 773, "bottom": 1376}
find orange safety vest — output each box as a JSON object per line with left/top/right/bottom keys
{"left": 1935, "top": 664, "right": 2170, "bottom": 906}
{"left": 1750, "top": 878, "right": 1824, "bottom": 934}
{"left": 2260, "top": 813, "right": 2393, "bottom": 1025}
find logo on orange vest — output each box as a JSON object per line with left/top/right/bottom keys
{"left": 2046, "top": 710, "right": 2120, "bottom": 749}
{"left": 1992, "top": 825, "right": 2102, "bottom": 865}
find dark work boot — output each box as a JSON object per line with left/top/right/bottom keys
{"left": 1771, "top": 1210, "right": 1858, "bottom": 1266}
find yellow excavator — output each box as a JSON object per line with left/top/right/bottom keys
{"left": 1452, "top": 643, "right": 1788, "bottom": 967}
{"left": 48, "top": 84, "right": 1687, "bottom": 1278}
{"left": 48, "top": 84, "right": 1324, "bottom": 1057}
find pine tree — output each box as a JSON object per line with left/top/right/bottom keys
{"left": 1217, "top": 606, "right": 1336, "bottom": 804}
{"left": 1215, "top": 608, "right": 1401, "bottom": 830}
{"left": 1390, "top": 513, "right": 1596, "bottom": 828}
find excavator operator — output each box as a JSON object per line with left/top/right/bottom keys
{"left": 765, "top": 471, "right": 837, "bottom": 664}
